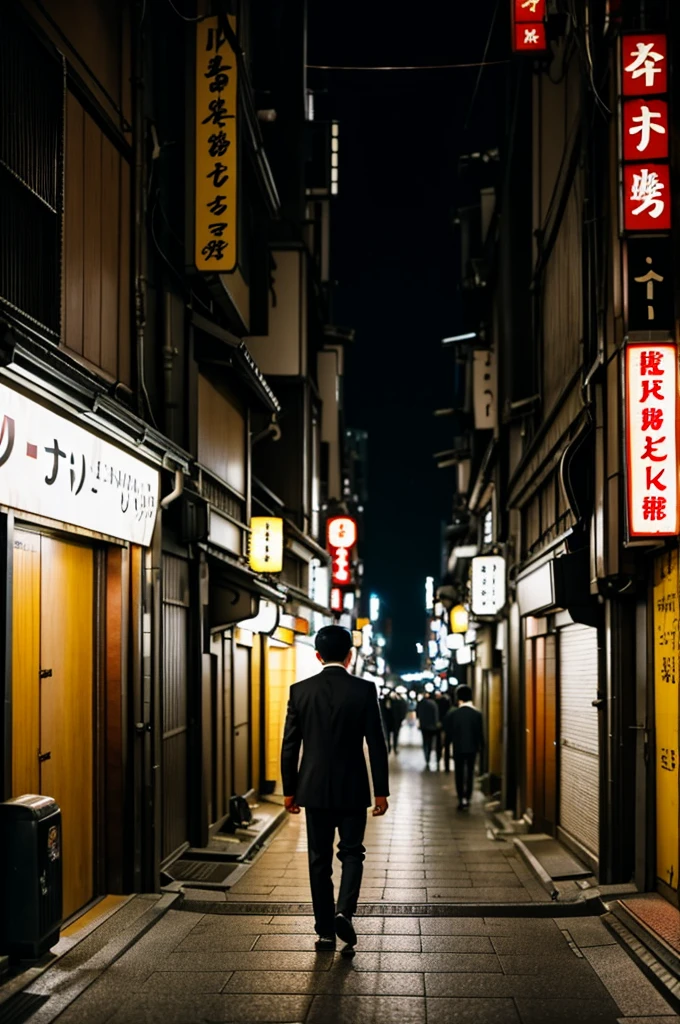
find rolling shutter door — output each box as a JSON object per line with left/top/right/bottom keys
{"left": 559, "top": 624, "right": 599, "bottom": 857}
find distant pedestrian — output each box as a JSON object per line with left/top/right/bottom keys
{"left": 391, "top": 694, "right": 407, "bottom": 753}
{"left": 280, "top": 626, "right": 389, "bottom": 952}
{"left": 434, "top": 691, "right": 452, "bottom": 772}
{"left": 416, "top": 694, "right": 440, "bottom": 770}
{"left": 443, "top": 685, "right": 484, "bottom": 809}
{"left": 380, "top": 693, "right": 397, "bottom": 753}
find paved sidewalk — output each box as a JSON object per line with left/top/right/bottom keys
{"left": 218, "top": 733, "right": 551, "bottom": 906}
{"left": 13, "top": 731, "right": 680, "bottom": 1023}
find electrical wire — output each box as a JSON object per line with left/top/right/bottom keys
{"left": 464, "top": 0, "right": 502, "bottom": 133}
{"left": 306, "top": 59, "right": 509, "bottom": 71}
{"left": 165, "top": 0, "right": 204, "bottom": 22}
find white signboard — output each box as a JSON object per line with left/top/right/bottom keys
{"left": 473, "top": 349, "right": 497, "bottom": 430}
{"left": 625, "top": 342, "right": 679, "bottom": 538}
{"left": 0, "top": 382, "right": 159, "bottom": 545}
{"left": 471, "top": 555, "right": 506, "bottom": 616}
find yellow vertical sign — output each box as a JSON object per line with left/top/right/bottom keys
{"left": 654, "top": 549, "right": 680, "bottom": 890}
{"left": 195, "top": 16, "right": 237, "bottom": 272}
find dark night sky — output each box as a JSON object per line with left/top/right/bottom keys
{"left": 308, "top": 2, "right": 507, "bottom": 671}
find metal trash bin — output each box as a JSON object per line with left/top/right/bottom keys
{"left": 0, "top": 795, "right": 63, "bottom": 959}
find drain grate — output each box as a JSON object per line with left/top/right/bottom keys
{"left": 167, "top": 860, "right": 239, "bottom": 884}
{"left": 0, "top": 993, "right": 50, "bottom": 1024}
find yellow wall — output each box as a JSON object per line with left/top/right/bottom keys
{"left": 265, "top": 640, "right": 319, "bottom": 794}
{"left": 654, "top": 550, "right": 679, "bottom": 891}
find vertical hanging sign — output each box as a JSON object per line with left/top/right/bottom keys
{"left": 653, "top": 549, "right": 679, "bottom": 891}
{"left": 195, "top": 17, "right": 238, "bottom": 272}
{"left": 625, "top": 343, "right": 680, "bottom": 539}
{"left": 511, "top": 0, "right": 547, "bottom": 53}
{"left": 620, "top": 34, "right": 670, "bottom": 232}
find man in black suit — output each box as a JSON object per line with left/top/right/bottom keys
{"left": 281, "top": 626, "right": 390, "bottom": 951}
{"left": 443, "top": 684, "right": 484, "bottom": 809}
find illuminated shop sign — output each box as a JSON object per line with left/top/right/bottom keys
{"left": 327, "top": 515, "right": 357, "bottom": 586}
{"left": 625, "top": 342, "right": 679, "bottom": 539}
{"left": 0, "top": 383, "right": 158, "bottom": 545}
{"left": 471, "top": 556, "right": 507, "bottom": 616}
{"left": 512, "top": 0, "right": 547, "bottom": 52}
{"left": 248, "top": 517, "right": 283, "bottom": 573}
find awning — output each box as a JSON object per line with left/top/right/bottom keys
{"left": 192, "top": 312, "right": 280, "bottom": 414}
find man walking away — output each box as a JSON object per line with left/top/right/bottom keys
{"left": 281, "top": 626, "right": 390, "bottom": 952}
{"left": 416, "top": 693, "right": 440, "bottom": 770}
{"left": 391, "top": 694, "right": 407, "bottom": 753}
{"left": 380, "top": 692, "right": 396, "bottom": 753}
{"left": 443, "top": 685, "right": 484, "bottom": 809}
{"left": 434, "top": 690, "right": 452, "bottom": 771}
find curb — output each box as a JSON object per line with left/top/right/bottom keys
{"left": 604, "top": 903, "right": 680, "bottom": 1012}
{"left": 513, "top": 837, "right": 560, "bottom": 901}
{"left": 0, "top": 893, "right": 181, "bottom": 1024}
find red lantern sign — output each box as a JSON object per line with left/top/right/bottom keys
{"left": 330, "top": 587, "right": 343, "bottom": 612}
{"left": 625, "top": 342, "right": 680, "bottom": 538}
{"left": 621, "top": 35, "right": 667, "bottom": 96}
{"left": 514, "top": 22, "right": 546, "bottom": 51}
{"left": 622, "top": 99, "right": 668, "bottom": 161}
{"left": 623, "top": 163, "right": 671, "bottom": 232}
{"left": 327, "top": 515, "right": 358, "bottom": 586}
{"left": 513, "top": 0, "right": 545, "bottom": 21}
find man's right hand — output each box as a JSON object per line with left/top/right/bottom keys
{"left": 373, "top": 796, "right": 389, "bottom": 817}
{"left": 284, "top": 795, "right": 301, "bottom": 814}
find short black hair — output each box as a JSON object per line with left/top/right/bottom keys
{"left": 456, "top": 684, "right": 473, "bottom": 703}
{"left": 315, "top": 625, "right": 353, "bottom": 663}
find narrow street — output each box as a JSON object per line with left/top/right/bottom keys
{"left": 13, "top": 734, "right": 679, "bottom": 1024}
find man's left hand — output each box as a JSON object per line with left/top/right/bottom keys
{"left": 284, "top": 795, "right": 301, "bottom": 814}
{"left": 372, "top": 796, "right": 389, "bottom": 817}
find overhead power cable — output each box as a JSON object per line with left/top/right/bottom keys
{"left": 306, "top": 60, "right": 509, "bottom": 71}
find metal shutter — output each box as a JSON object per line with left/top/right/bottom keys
{"left": 559, "top": 624, "right": 599, "bottom": 856}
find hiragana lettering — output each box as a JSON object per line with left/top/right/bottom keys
{"left": 207, "top": 161, "right": 229, "bottom": 188}
{"left": 642, "top": 407, "right": 664, "bottom": 430}
{"left": 44, "top": 439, "right": 66, "bottom": 485}
{"left": 641, "top": 379, "right": 664, "bottom": 402}
{"left": 207, "top": 195, "right": 228, "bottom": 216}
{"left": 70, "top": 452, "right": 87, "bottom": 496}
{"left": 0, "top": 414, "right": 16, "bottom": 468}
{"left": 642, "top": 435, "right": 667, "bottom": 461}
{"left": 208, "top": 131, "right": 231, "bottom": 158}
{"left": 201, "top": 238, "right": 228, "bottom": 261}
{"left": 208, "top": 222, "right": 227, "bottom": 236}
{"left": 202, "top": 97, "right": 234, "bottom": 129}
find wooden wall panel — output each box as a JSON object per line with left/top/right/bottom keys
{"left": 100, "top": 136, "right": 120, "bottom": 377}
{"left": 63, "top": 93, "right": 84, "bottom": 357}
{"left": 544, "top": 634, "right": 558, "bottom": 830}
{"left": 524, "top": 639, "right": 535, "bottom": 815}
{"left": 118, "top": 159, "right": 131, "bottom": 386}
{"left": 198, "top": 375, "right": 246, "bottom": 496}
{"left": 63, "top": 94, "right": 131, "bottom": 385}
{"left": 83, "top": 113, "right": 102, "bottom": 368}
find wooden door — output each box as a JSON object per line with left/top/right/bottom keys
{"left": 524, "top": 639, "right": 535, "bottom": 815}
{"left": 232, "top": 642, "right": 251, "bottom": 796}
{"left": 11, "top": 531, "right": 41, "bottom": 796}
{"left": 534, "top": 637, "right": 546, "bottom": 824}
{"left": 544, "top": 635, "right": 558, "bottom": 831}
{"left": 39, "top": 535, "right": 94, "bottom": 919}
{"left": 161, "top": 555, "right": 189, "bottom": 863}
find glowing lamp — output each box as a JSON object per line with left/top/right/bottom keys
{"left": 249, "top": 517, "right": 283, "bottom": 573}
{"left": 450, "top": 604, "right": 469, "bottom": 634}
{"left": 327, "top": 516, "right": 357, "bottom": 549}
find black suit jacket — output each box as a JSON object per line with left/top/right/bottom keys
{"left": 443, "top": 705, "right": 484, "bottom": 756}
{"left": 281, "top": 667, "right": 390, "bottom": 809}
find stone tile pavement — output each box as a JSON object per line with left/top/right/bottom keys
{"left": 14, "top": 730, "right": 680, "bottom": 1023}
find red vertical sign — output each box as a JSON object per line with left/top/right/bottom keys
{"left": 512, "top": 0, "right": 547, "bottom": 53}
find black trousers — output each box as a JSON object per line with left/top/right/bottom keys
{"left": 388, "top": 724, "right": 401, "bottom": 752}
{"left": 436, "top": 730, "right": 452, "bottom": 771}
{"left": 454, "top": 752, "right": 477, "bottom": 801}
{"left": 422, "top": 728, "right": 438, "bottom": 763}
{"left": 305, "top": 808, "right": 367, "bottom": 936}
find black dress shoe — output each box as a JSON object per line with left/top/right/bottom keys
{"left": 335, "top": 913, "right": 357, "bottom": 947}
{"left": 315, "top": 935, "right": 336, "bottom": 950}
